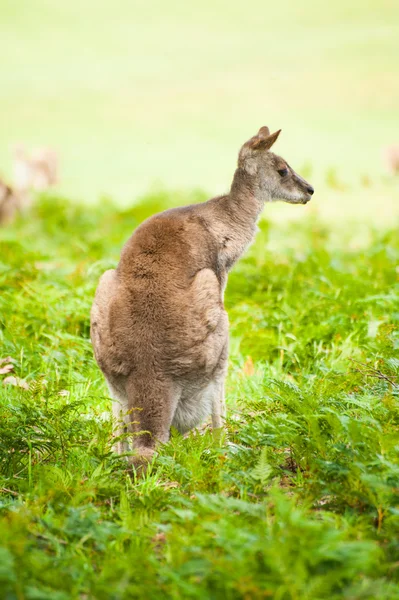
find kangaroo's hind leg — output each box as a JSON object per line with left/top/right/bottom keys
{"left": 211, "top": 380, "right": 226, "bottom": 430}
{"left": 211, "top": 342, "right": 228, "bottom": 430}
{"left": 124, "top": 375, "right": 181, "bottom": 470}
{"left": 106, "top": 378, "right": 132, "bottom": 456}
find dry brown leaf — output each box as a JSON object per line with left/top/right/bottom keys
{"left": 243, "top": 356, "right": 255, "bottom": 376}
{"left": 151, "top": 532, "right": 167, "bottom": 554}
{"left": 0, "top": 364, "right": 14, "bottom": 375}
{"left": 152, "top": 532, "right": 167, "bottom": 545}
{"left": 161, "top": 481, "right": 180, "bottom": 490}
{"left": 3, "top": 376, "right": 29, "bottom": 390}
{"left": 0, "top": 356, "right": 16, "bottom": 365}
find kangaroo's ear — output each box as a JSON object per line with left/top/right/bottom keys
{"left": 241, "top": 127, "right": 281, "bottom": 154}
{"left": 264, "top": 128, "right": 281, "bottom": 149}
{"left": 239, "top": 127, "right": 282, "bottom": 168}
{"left": 258, "top": 126, "right": 270, "bottom": 137}
{"left": 253, "top": 128, "right": 281, "bottom": 151}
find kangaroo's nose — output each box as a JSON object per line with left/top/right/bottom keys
{"left": 306, "top": 185, "right": 314, "bottom": 196}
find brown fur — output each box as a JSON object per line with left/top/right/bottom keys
{"left": 90, "top": 126, "right": 314, "bottom": 469}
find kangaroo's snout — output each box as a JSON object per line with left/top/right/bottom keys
{"left": 291, "top": 172, "right": 315, "bottom": 204}
{"left": 302, "top": 185, "right": 314, "bottom": 203}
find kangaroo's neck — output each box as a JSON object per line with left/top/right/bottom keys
{"left": 229, "top": 166, "right": 265, "bottom": 222}
{"left": 207, "top": 167, "right": 265, "bottom": 271}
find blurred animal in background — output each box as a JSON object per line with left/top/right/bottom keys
{"left": 383, "top": 145, "right": 399, "bottom": 176}
{"left": 0, "top": 179, "right": 19, "bottom": 225}
{"left": 13, "top": 145, "right": 58, "bottom": 192}
{"left": 0, "top": 145, "right": 58, "bottom": 225}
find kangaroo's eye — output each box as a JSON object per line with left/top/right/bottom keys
{"left": 278, "top": 168, "right": 288, "bottom": 177}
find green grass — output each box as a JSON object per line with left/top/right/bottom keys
{"left": 1, "top": 193, "right": 398, "bottom": 599}
{"left": 1, "top": 0, "right": 399, "bottom": 218}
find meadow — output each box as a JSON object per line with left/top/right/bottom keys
{"left": 0, "top": 191, "right": 398, "bottom": 599}
{"left": 1, "top": 0, "right": 399, "bottom": 597}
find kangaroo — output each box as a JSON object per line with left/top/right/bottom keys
{"left": 91, "top": 126, "right": 314, "bottom": 469}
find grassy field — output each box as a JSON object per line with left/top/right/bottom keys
{"left": 0, "top": 193, "right": 398, "bottom": 598}
{"left": 1, "top": 0, "right": 399, "bottom": 221}
{"left": 1, "top": 0, "right": 399, "bottom": 597}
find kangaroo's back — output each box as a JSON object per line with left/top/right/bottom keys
{"left": 92, "top": 204, "right": 225, "bottom": 376}
{"left": 118, "top": 205, "right": 218, "bottom": 285}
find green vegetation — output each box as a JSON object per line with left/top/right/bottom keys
{"left": 1, "top": 194, "right": 398, "bottom": 599}
{"left": 1, "top": 0, "right": 398, "bottom": 596}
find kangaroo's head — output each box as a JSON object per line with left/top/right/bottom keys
{"left": 238, "top": 127, "right": 314, "bottom": 204}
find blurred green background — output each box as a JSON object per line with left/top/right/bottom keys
{"left": 1, "top": 0, "right": 398, "bottom": 220}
